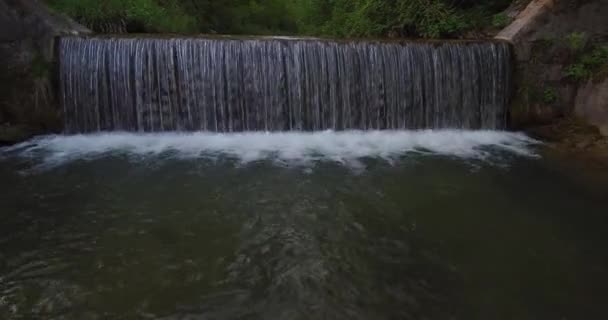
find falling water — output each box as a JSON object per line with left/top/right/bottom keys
{"left": 58, "top": 36, "right": 511, "bottom": 133}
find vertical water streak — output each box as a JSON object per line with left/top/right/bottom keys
{"left": 59, "top": 36, "right": 512, "bottom": 133}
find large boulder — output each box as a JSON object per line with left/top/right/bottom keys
{"left": 0, "top": 0, "right": 89, "bottom": 144}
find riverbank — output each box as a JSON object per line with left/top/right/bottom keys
{"left": 528, "top": 117, "right": 608, "bottom": 165}
{"left": 527, "top": 117, "right": 608, "bottom": 198}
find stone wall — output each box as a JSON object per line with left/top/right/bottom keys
{"left": 0, "top": 0, "right": 89, "bottom": 144}
{"left": 497, "top": 0, "right": 608, "bottom": 134}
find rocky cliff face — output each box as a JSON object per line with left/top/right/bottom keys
{"left": 575, "top": 78, "right": 608, "bottom": 136}
{"left": 0, "top": 0, "right": 89, "bottom": 144}
{"left": 497, "top": 0, "right": 608, "bottom": 135}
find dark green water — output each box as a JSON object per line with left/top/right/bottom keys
{"left": 0, "top": 132, "right": 607, "bottom": 320}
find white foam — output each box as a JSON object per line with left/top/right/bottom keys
{"left": 1, "top": 130, "right": 539, "bottom": 169}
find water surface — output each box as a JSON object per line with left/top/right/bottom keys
{"left": 1, "top": 130, "right": 607, "bottom": 320}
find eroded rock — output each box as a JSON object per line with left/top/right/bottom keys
{"left": 575, "top": 77, "right": 608, "bottom": 136}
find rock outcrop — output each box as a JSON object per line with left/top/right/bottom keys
{"left": 575, "top": 78, "right": 608, "bottom": 136}
{"left": 497, "top": 0, "right": 608, "bottom": 133}
{"left": 0, "top": 0, "right": 89, "bottom": 144}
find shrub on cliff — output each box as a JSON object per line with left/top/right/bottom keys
{"left": 565, "top": 44, "right": 608, "bottom": 81}
{"left": 293, "top": 0, "right": 512, "bottom": 38}
{"left": 47, "top": 0, "right": 197, "bottom": 33}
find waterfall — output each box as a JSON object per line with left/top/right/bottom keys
{"left": 58, "top": 36, "right": 511, "bottom": 133}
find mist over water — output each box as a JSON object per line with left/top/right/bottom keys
{"left": 1, "top": 130, "right": 538, "bottom": 169}
{"left": 2, "top": 131, "right": 608, "bottom": 320}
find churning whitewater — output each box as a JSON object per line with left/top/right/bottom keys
{"left": 1, "top": 131, "right": 538, "bottom": 169}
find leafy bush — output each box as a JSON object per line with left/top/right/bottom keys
{"left": 564, "top": 44, "right": 608, "bottom": 81}
{"left": 542, "top": 87, "right": 558, "bottom": 104}
{"left": 491, "top": 13, "right": 510, "bottom": 28}
{"left": 294, "top": 0, "right": 510, "bottom": 39}
{"left": 565, "top": 32, "right": 587, "bottom": 51}
{"left": 581, "top": 45, "right": 608, "bottom": 66}
{"left": 47, "top": 0, "right": 197, "bottom": 33}
{"left": 48, "top": 0, "right": 513, "bottom": 38}
{"left": 398, "top": 0, "right": 468, "bottom": 38}
{"left": 565, "top": 63, "right": 590, "bottom": 81}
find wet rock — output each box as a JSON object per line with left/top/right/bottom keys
{"left": 0, "top": 0, "right": 89, "bottom": 140}
{"left": 550, "top": 46, "right": 575, "bottom": 65}
{"left": 0, "top": 124, "right": 38, "bottom": 145}
{"left": 576, "top": 140, "right": 592, "bottom": 149}
{"left": 545, "top": 64, "right": 564, "bottom": 81}
{"left": 575, "top": 77, "right": 608, "bottom": 136}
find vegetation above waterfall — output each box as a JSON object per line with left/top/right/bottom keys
{"left": 46, "top": 0, "right": 197, "bottom": 33}
{"left": 46, "top": 0, "right": 513, "bottom": 38}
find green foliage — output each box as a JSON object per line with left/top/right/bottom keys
{"left": 47, "top": 0, "right": 197, "bottom": 33}
{"left": 565, "top": 44, "right": 608, "bottom": 81}
{"left": 565, "top": 63, "right": 589, "bottom": 81}
{"left": 48, "top": 0, "right": 513, "bottom": 38}
{"left": 542, "top": 87, "right": 558, "bottom": 104}
{"left": 491, "top": 13, "right": 510, "bottom": 28}
{"left": 581, "top": 45, "right": 608, "bottom": 67}
{"left": 293, "top": 0, "right": 510, "bottom": 39}
{"left": 397, "top": 0, "right": 467, "bottom": 38}
{"left": 565, "top": 32, "right": 586, "bottom": 51}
